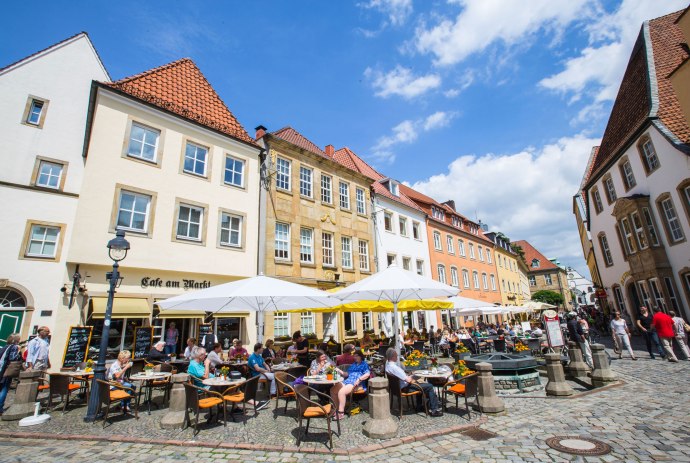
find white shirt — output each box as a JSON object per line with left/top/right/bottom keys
{"left": 107, "top": 360, "right": 125, "bottom": 381}
{"left": 385, "top": 361, "right": 409, "bottom": 389}
{"left": 26, "top": 336, "right": 50, "bottom": 367}
{"left": 672, "top": 317, "right": 686, "bottom": 337}
{"left": 610, "top": 319, "right": 628, "bottom": 335}
{"left": 184, "top": 345, "right": 194, "bottom": 360}
{"left": 207, "top": 350, "right": 223, "bottom": 368}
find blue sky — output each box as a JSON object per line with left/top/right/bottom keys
{"left": 3, "top": 0, "right": 686, "bottom": 277}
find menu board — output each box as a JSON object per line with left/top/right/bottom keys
{"left": 544, "top": 314, "right": 564, "bottom": 348}
{"left": 199, "top": 324, "right": 213, "bottom": 343}
{"left": 133, "top": 326, "right": 153, "bottom": 359}
{"left": 62, "top": 326, "right": 93, "bottom": 368}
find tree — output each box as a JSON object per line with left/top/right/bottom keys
{"left": 531, "top": 290, "right": 564, "bottom": 306}
{"left": 510, "top": 243, "right": 526, "bottom": 266}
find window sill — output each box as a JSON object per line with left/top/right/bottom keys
{"left": 275, "top": 259, "right": 293, "bottom": 266}
{"left": 126, "top": 154, "right": 160, "bottom": 167}
{"left": 300, "top": 262, "right": 316, "bottom": 268}
{"left": 300, "top": 195, "right": 315, "bottom": 203}
{"left": 222, "top": 181, "right": 246, "bottom": 191}
{"left": 342, "top": 268, "right": 355, "bottom": 273}
{"left": 321, "top": 202, "right": 335, "bottom": 208}
{"left": 339, "top": 207, "right": 351, "bottom": 213}
{"left": 173, "top": 237, "right": 205, "bottom": 246}
{"left": 276, "top": 188, "right": 293, "bottom": 196}
{"left": 181, "top": 170, "right": 209, "bottom": 181}
{"left": 357, "top": 213, "right": 368, "bottom": 219}
{"left": 218, "top": 243, "right": 244, "bottom": 252}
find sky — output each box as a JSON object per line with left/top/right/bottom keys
{"left": 3, "top": 0, "right": 687, "bottom": 278}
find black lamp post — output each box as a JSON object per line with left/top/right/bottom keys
{"left": 84, "top": 230, "right": 130, "bottom": 422}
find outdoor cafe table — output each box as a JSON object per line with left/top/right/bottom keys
{"left": 412, "top": 369, "right": 452, "bottom": 396}
{"left": 303, "top": 376, "right": 343, "bottom": 386}
{"left": 271, "top": 363, "right": 297, "bottom": 372}
{"left": 56, "top": 369, "right": 94, "bottom": 378}
{"left": 202, "top": 376, "right": 246, "bottom": 388}
{"left": 130, "top": 371, "right": 172, "bottom": 415}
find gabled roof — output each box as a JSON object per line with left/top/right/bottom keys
{"left": 105, "top": 58, "right": 256, "bottom": 147}
{"left": 512, "top": 240, "right": 560, "bottom": 272}
{"left": 0, "top": 31, "right": 110, "bottom": 80}
{"left": 271, "top": 126, "right": 327, "bottom": 158}
{"left": 587, "top": 9, "right": 690, "bottom": 183}
{"left": 333, "top": 147, "right": 384, "bottom": 181}
{"left": 372, "top": 181, "right": 423, "bottom": 212}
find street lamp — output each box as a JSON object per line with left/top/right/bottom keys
{"left": 84, "top": 230, "right": 130, "bottom": 422}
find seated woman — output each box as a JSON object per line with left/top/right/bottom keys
{"left": 262, "top": 339, "right": 277, "bottom": 361}
{"left": 148, "top": 341, "right": 168, "bottom": 362}
{"left": 330, "top": 350, "right": 370, "bottom": 420}
{"left": 420, "top": 327, "right": 429, "bottom": 341}
{"left": 183, "top": 338, "right": 197, "bottom": 360}
{"left": 107, "top": 350, "right": 135, "bottom": 413}
{"left": 360, "top": 332, "right": 374, "bottom": 350}
{"left": 187, "top": 347, "right": 214, "bottom": 388}
{"left": 309, "top": 350, "right": 336, "bottom": 376}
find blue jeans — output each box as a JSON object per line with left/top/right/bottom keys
{"left": 405, "top": 382, "right": 439, "bottom": 412}
{"left": 111, "top": 381, "right": 135, "bottom": 409}
{"left": 164, "top": 344, "right": 176, "bottom": 355}
{"left": 0, "top": 377, "right": 11, "bottom": 411}
{"left": 643, "top": 331, "right": 665, "bottom": 358}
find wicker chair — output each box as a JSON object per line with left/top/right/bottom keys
{"left": 442, "top": 373, "right": 480, "bottom": 419}
{"left": 183, "top": 383, "right": 225, "bottom": 434}
{"left": 221, "top": 375, "right": 260, "bottom": 422}
{"left": 386, "top": 373, "right": 428, "bottom": 419}
{"left": 274, "top": 371, "right": 297, "bottom": 417}
{"left": 95, "top": 379, "right": 139, "bottom": 428}
{"left": 294, "top": 384, "right": 340, "bottom": 449}
{"left": 46, "top": 374, "right": 84, "bottom": 413}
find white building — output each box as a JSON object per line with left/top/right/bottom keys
{"left": 566, "top": 267, "right": 596, "bottom": 310}
{"left": 0, "top": 33, "right": 109, "bottom": 344}
{"left": 578, "top": 8, "right": 690, "bottom": 324}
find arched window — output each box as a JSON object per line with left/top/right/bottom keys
{"left": 0, "top": 289, "right": 26, "bottom": 308}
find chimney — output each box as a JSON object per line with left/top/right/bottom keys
{"left": 325, "top": 144, "right": 335, "bottom": 156}
{"left": 255, "top": 125, "right": 267, "bottom": 140}
{"left": 442, "top": 200, "right": 456, "bottom": 211}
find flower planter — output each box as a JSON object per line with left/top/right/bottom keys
{"left": 326, "top": 374, "right": 333, "bottom": 380}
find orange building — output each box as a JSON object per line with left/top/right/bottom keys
{"left": 401, "top": 186, "right": 502, "bottom": 328}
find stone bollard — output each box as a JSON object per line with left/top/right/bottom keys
{"left": 544, "top": 353, "right": 574, "bottom": 396}
{"left": 475, "top": 362, "right": 505, "bottom": 413}
{"left": 160, "top": 373, "right": 189, "bottom": 429}
{"left": 590, "top": 343, "right": 616, "bottom": 388}
{"left": 362, "top": 376, "right": 398, "bottom": 439}
{"left": 2, "top": 370, "right": 42, "bottom": 421}
{"left": 567, "top": 341, "right": 590, "bottom": 379}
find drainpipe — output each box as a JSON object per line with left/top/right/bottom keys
{"left": 256, "top": 127, "right": 269, "bottom": 343}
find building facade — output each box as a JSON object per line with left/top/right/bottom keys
{"left": 566, "top": 267, "right": 597, "bottom": 311}
{"left": 0, "top": 33, "right": 110, "bottom": 352}
{"left": 484, "top": 232, "right": 524, "bottom": 306}
{"left": 513, "top": 240, "right": 572, "bottom": 312}
{"left": 577, "top": 8, "right": 690, "bottom": 324}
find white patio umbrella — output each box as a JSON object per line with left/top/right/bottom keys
{"left": 333, "top": 265, "right": 458, "bottom": 354}
{"left": 156, "top": 274, "right": 342, "bottom": 342}
{"left": 519, "top": 301, "right": 557, "bottom": 312}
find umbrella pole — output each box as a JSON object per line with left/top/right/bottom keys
{"left": 393, "top": 300, "right": 400, "bottom": 356}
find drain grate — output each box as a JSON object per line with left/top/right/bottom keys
{"left": 545, "top": 436, "right": 611, "bottom": 456}
{"left": 462, "top": 427, "right": 498, "bottom": 441}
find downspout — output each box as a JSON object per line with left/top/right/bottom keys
{"left": 256, "top": 136, "right": 269, "bottom": 343}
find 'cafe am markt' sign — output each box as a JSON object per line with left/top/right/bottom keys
{"left": 141, "top": 277, "right": 211, "bottom": 290}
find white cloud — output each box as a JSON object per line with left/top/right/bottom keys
{"left": 365, "top": 65, "right": 442, "bottom": 99}
{"left": 423, "top": 111, "right": 452, "bottom": 131}
{"left": 410, "top": 133, "right": 600, "bottom": 271}
{"left": 414, "top": 0, "right": 593, "bottom": 67}
{"left": 359, "top": 0, "right": 413, "bottom": 27}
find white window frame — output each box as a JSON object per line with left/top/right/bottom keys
{"left": 273, "top": 312, "right": 289, "bottom": 337}
{"left": 416, "top": 260, "right": 424, "bottom": 276}
{"left": 384, "top": 212, "right": 393, "bottom": 232}
{"left": 641, "top": 139, "right": 660, "bottom": 173}
{"left": 642, "top": 207, "right": 660, "bottom": 246}
{"left": 320, "top": 174, "right": 332, "bottom": 204}
{"left": 486, "top": 250, "right": 492, "bottom": 264}
{"left": 450, "top": 267, "right": 459, "bottom": 287}
{"left": 276, "top": 157, "right": 291, "bottom": 191}
{"left": 636, "top": 280, "right": 652, "bottom": 309}
{"left": 613, "top": 286, "right": 627, "bottom": 315}
{"left": 399, "top": 217, "right": 408, "bottom": 237}
{"left": 322, "top": 232, "right": 334, "bottom": 267}
{"left": 478, "top": 245, "right": 484, "bottom": 262}
{"left": 402, "top": 256, "right": 411, "bottom": 271}
{"left": 433, "top": 231, "right": 442, "bottom": 250}
{"left": 446, "top": 235, "right": 454, "bottom": 254}
{"left": 275, "top": 222, "right": 290, "bottom": 260}
{"left": 117, "top": 190, "right": 151, "bottom": 233}
{"left": 620, "top": 217, "right": 636, "bottom": 254}
{"left": 356, "top": 188, "right": 367, "bottom": 215}
{"left": 472, "top": 271, "right": 480, "bottom": 289}
{"left": 127, "top": 122, "right": 159, "bottom": 162}
{"left": 604, "top": 176, "right": 617, "bottom": 203}
{"left": 176, "top": 204, "right": 203, "bottom": 241}
{"left": 664, "top": 277, "right": 680, "bottom": 312}
{"left": 224, "top": 155, "right": 245, "bottom": 187}
{"left": 630, "top": 211, "right": 648, "bottom": 250}
{"left": 544, "top": 274, "right": 553, "bottom": 285}
{"left": 341, "top": 236, "right": 353, "bottom": 269}
{"left": 458, "top": 239, "right": 466, "bottom": 257}
{"left": 469, "top": 243, "right": 475, "bottom": 259}
{"left": 648, "top": 278, "right": 666, "bottom": 312}
{"left": 529, "top": 276, "right": 536, "bottom": 287}
{"left": 412, "top": 222, "right": 420, "bottom": 240}
{"left": 592, "top": 188, "right": 603, "bottom": 214}
{"left": 358, "top": 240, "right": 370, "bottom": 271}
{"left": 437, "top": 265, "right": 447, "bottom": 284}
{"left": 300, "top": 227, "right": 314, "bottom": 263}
{"left": 219, "top": 212, "right": 242, "bottom": 248}
{"left": 26, "top": 99, "right": 44, "bottom": 125}
{"left": 599, "top": 234, "right": 613, "bottom": 266}
{"left": 661, "top": 197, "right": 684, "bottom": 243}
{"left": 183, "top": 142, "right": 208, "bottom": 177}
{"left": 490, "top": 274, "right": 496, "bottom": 291}
{"left": 36, "top": 160, "right": 63, "bottom": 189}
{"left": 339, "top": 181, "right": 350, "bottom": 209}
{"left": 26, "top": 224, "right": 60, "bottom": 258}
{"left": 481, "top": 273, "right": 488, "bottom": 290}
{"left": 300, "top": 312, "right": 315, "bottom": 335}
{"left": 299, "top": 166, "right": 313, "bottom": 198}
{"left": 621, "top": 159, "right": 636, "bottom": 190}
{"left": 462, "top": 269, "right": 470, "bottom": 288}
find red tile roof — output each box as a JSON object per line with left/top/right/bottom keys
{"left": 106, "top": 58, "right": 256, "bottom": 147}
{"left": 588, "top": 9, "right": 690, "bottom": 182}
{"left": 333, "top": 147, "right": 384, "bottom": 181}
{"left": 512, "top": 240, "right": 560, "bottom": 272}
{"left": 271, "top": 126, "right": 327, "bottom": 158}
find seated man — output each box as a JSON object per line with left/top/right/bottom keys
{"left": 384, "top": 348, "right": 442, "bottom": 417}
{"left": 228, "top": 339, "right": 249, "bottom": 359}
{"left": 248, "top": 343, "right": 274, "bottom": 409}
{"left": 148, "top": 341, "right": 168, "bottom": 362}
{"left": 207, "top": 342, "right": 224, "bottom": 370}
{"left": 336, "top": 344, "right": 356, "bottom": 366}
{"left": 187, "top": 347, "right": 213, "bottom": 388}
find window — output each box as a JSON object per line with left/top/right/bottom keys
{"left": 614, "top": 224, "right": 628, "bottom": 259}
{"left": 399, "top": 217, "right": 408, "bottom": 237}
{"left": 619, "top": 158, "right": 636, "bottom": 190}
{"left": 630, "top": 211, "right": 648, "bottom": 250}
{"left": 636, "top": 281, "right": 652, "bottom": 308}
{"left": 598, "top": 233, "right": 613, "bottom": 266}
{"left": 639, "top": 137, "right": 660, "bottom": 173}
{"left": 620, "top": 217, "right": 636, "bottom": 254}
{"left": 117, "top": 190, "right": 151, "bottom": 232}
{"left": 603, "top": 176, "right": 617, "bottom": 203}
{"left": 486, "top": 250, "right": 492, "bottom": 264}
{"left": 452, "top": 216, "right": 461, "bottom": 228}
{"left": 274, "top": 312, "right": 289, "bottom": 337}
{"left": 458, "top": 239, "right": 466, "bottom": 257}
{"left": 642, "top": 207, "right": 660, "bottom": 246}
{"left": 276, "top": 158, "right": 291, "bottom": 191}
{"left": 322, "top": 232, "right": 334, "bottom": 266}
{"left": 469, "top": 243, "right": 475, "bottom": 259}
{"left": 682, "top": 184, "right": 690, "bottom": 223}
{"left": 183, "top": 142, "right": 208, "bottom": 177}
{"left": 462, "top": 270, "right": 470, "bottom": 288}
{"left": 490, "top": 274, "right": 496, "bottom": 291}
{"left": 482, "top": 273, "right": 488, "bottom": 290}
{"left": 219, "top": 212, "right": 242, "bottom": 248}
{"left": 26, "top": 224, "right": 59, "bottom": 258}
{"left": 529, "top": 276, "right": 536, "bottom": 286}
{"left": 341, "top": 236, "right": 352, "bottom": 268}
{"left": 402, "top": 256, "right": 411, "bottom": 271}
{"left": 387, "top": 254, "right": 396, "bottom": 267}
{"left": 531, "top": 258, "right": 540, "bottom": 268}
{"left": 433, "top": 232, "right": 442, "bottom": 251}
{"left": 321, "top": 174, "right": 332, "bottom": 204}
{"left": 592, "top": 188, "right": 604, "bottom": 214}
{"left": 446, "top": 235, "right": 454, "bottom": 254}
{"left": 437, "top": 265, "right": 447, "bottom": 284}
{"left": 544, "top": 274, "right": 553, "bottom": 285}
{"left": 431, "top": 206, "right": 445, "bottom": 220}
{"left": 412, "top": 222, "right": 420, "bottom": 240}
{"left": 300, "top": 228, "right": 314, "bottom": 263}
{"left": 299, "top": 166, "right": 313, "bottom": 197}
{"left": 224, "top": 156, "right": 244, "bottom": 187}
{"left": 275, "top": 223, "right": 290, "bottom": 260}
{"left": 300, "top": 312, "right": 315, "bottom": 335}
{"left": 384, "top": 212, "right": 393, "bottom": 232}
{"left": 356, "top": 188, "right": 366, "bottom": 215}
{"left": 659, "top": 196, "right": 685, "bottom": 243}
{"left": 649, "top": 279, "right": 666, "bottom": 311}
{"left": 176, "top": 204, "right": 203, "bottom": 241}
{"left": 358, "top": 240, "right": 370, "bottom": 271}
{"left": 36, "top": 160, "right": 63, "bottom": 189}
{"left": 388, "top": 180, "right": 399, "bottom": 196}
{"left": 362, "top": 311, "right": 372, "bottom": 332}
{"left": 26, "top": 99, "right": 45, "bottom": 125}
{"left": 472, "top": 271, "right": 480, "bottom": 289}
{"left": 450, "top": 267, "right": 459, "bottom": 287}
{"left": 127, "top": 123, "right": 159, "bottom": 162}
{"left": 613, "top": 286, "right": 627, "bottom": 315}
{"left": 478, "top": 245, "right": 484, "bottom": 262}
{"left": 416, "top": 260, "right": 424, "bottom": 276}
{"left": 664, "top": 277, "right": 680, "bottom": 312}
{"left": 339, "top": 181, "right": 350, "bottom": 209}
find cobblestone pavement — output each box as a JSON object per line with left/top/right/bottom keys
{"left": 1, "top": 336, "right": 689, "bottom": 462}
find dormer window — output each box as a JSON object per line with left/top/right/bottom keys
{"left": 531, "top": 258, "right": 540, "bottom": 268}
{"left": 390, "top": 181, "right": 399, "bottom": 196}
{"left": 431, "top": 206, "right": 445, "bottom": 221}
{"left": 452, "top": 216, "right": 461, "bottom": 228}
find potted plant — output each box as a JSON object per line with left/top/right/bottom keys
{"left": 454, "top": 344, "right": 471, "bottom": 360}
{"left": 513, "top": 342, "right": 530, "bottom": 356}
{"left": 325, "top": 365, "right": 335, "bottom": 380}
{"left": 84, "top": 359, "right": 94, "bottom": 373}
{"left": 403, "top": 350, "right": 427, "bottom": 370}
{"left": 219, "top": 366, "right": 230, "bottom": 380}
{"left": 345, "top": 329, "right": 358, "bottom": 337}
{"left": 452, "top": 360, "right": 475, "bottom": 380}
{"left": 144, "top": 363, "right": 155, "bottom": 376}
{"left": 430, "top": 357, "right": 438, "bottom": 374}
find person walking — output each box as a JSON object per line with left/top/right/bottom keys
{"left": 670, "top": 311, "right": 690, "bottom": 360}
{"left": 164, "top": 322, "right": 179, "bottom": 356}
{"left": 636, "top": 306, "right": 665, "bottom": 359}
{"left": 610, "top": 312, "right": 636, "bottom": 360}
{"left": 26, "top": 326, "right": 51, "bottom": 371}
{"left": 567, "top": 312, "right": 593, "bottom": 368}
{"left": 0, "top": 334, "right": 21, "bottom": 413}
{"left": 652, "top": 310, "right": 679, "bottom": 362}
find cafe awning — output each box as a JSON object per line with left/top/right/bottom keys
{"left": 212, "top": 312, "right": 250, "bottom": 318}
{"left": 91, "top": 297, "right": 150, "bottom": 319}
{"left": 157, "top": 310, "right": 206, "bottom": 319}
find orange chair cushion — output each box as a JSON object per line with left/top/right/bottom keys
{"left": 279, "top": 391, "right": 295, "bottom": 398}
{"left": 67, "top": 384, "right": 82, "bottom": 391}
{"left": 401, "top": 390, "right": 420, "bottom": 397}
{"left": 110, "top": 390, "right": 131, "bottom": 401}
{"left": 448, "top": 384, "right": 466, "bottom": 395}
{"left": 198, "top": 397, "right": 223, "bottom": 409}
{"left": 151, "top": 380, "right": 169, "bottom": 386}
{"left": 304, "top": 403, "right": 331, "bottom": 418}
{"left": 353, "top": 387, "right": 366, "bottom": 394}
{"left": 223, "top": 393, "right": 244, "bottom": 403}
{"left": 38, "top": 385, "right": 50, "bottom": 391}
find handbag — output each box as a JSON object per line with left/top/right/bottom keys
{"left": 3, "top": 361, "right": 22, "bottom": 379}
{"left": 684, "top": 322, "right": 690, "bottom": 333}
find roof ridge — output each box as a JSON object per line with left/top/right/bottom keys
{"left": 0, "top": 32, "right": 91, "bottom": 75}
{"left": 111, "top": 57, "right": 192, "bottom": 84}
{"left": 271, "top": 126, "right": 326, "bottom": 156}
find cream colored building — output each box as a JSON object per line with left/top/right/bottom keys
{"left": 61, "top": 58, "right": 263, "bottom": 362}
{"left": 484, "top": 232, "right": 524, "bottom": 306}
{"left": 257, "top": 127, "right": 375, "bottom": 342}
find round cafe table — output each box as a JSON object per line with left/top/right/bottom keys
{"left": 302, "top": 376, "right": 343, "bottom": 386}
{"left": 412, "top": 369, "right": 452, "bottom": 396}
{"left": 130, "top": 371, "right": 172, "bottom": 415}
{"left": 271, "top": 363, "right": 296, "bottom": 372}
{"left": 202, "top": 376, "right": 246, "bottom": 388}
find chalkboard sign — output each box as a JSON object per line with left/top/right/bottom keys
{"left": 133, "top": 326, "right": 153, "bottom": 359}
{"left": 62, "top": 326, "right": 93, "bottom": 368}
